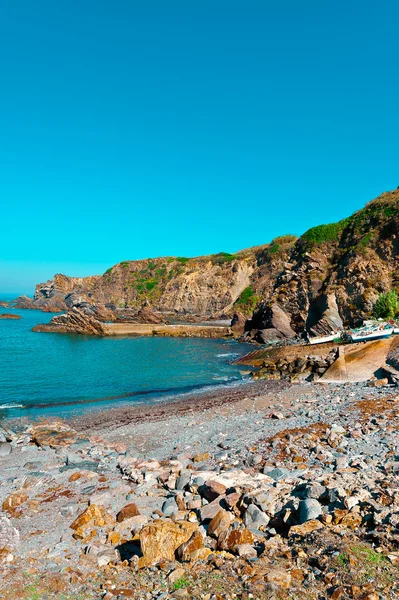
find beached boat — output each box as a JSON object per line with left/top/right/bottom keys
{"left": 349, "top": 325, "right": 393, "bottom": 342}
{"left": 308, "top": 333, "right": 341, "bottom": 345}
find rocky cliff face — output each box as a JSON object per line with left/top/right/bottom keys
{"left": 22, "top": 187, "right": 399, "bottom": 335}
{"left": 247, "top": 187, "right": 399, "bottom": 336}
{"left": 21, "top": 246, "right": 292, "bottom": 318}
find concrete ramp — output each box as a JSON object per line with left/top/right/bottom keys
{"left": 321, "top": 338, "right": 396, "bottom": 383}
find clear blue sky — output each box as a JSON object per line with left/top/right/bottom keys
{"left": 1, "top": 1, "right": 398, "bottom": 293}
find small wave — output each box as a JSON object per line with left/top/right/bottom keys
{"left": 216, "top": 352, "right": 240, "bottom": 358}
{"left": 0, "top": 403, "right": 24, "bottom": 409}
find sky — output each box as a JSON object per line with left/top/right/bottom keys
{"left": 1, "top": 1, "right": 399, "bottom": 293}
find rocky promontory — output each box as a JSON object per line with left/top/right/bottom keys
{"left": 0, "top": 313, "right": 21, "bottom": 320}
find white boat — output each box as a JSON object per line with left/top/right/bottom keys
{"left": 308, "top": 333, "right": 340, "bottom": 345}
{"left": 350, "top": 327, "right": 393, "bottom": 342}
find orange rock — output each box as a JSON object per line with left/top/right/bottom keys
{"left": 70, "top": 504, "right": 114, "bottom": 539}
{"left": 290, "top": 568, "right": 304, "bottom": 582}
{"left": 208, "top": 510, "right": 232, "bottom": 537}
{"left": 116, "top": 503, "right": 140, "bottom": 523}
{"left": 219, "top": 528, "right": 254, "bottom": 551}
{"left": 69, "top": 472, "right": 83, "bottom": 482}
{"left": 138, "top": 520, "right": 198, "bottom": 568}
{"left": 2, "top": 491, "right": 29, "bottom": 514}
{"left": 192, "top": 452, "right": 211, "bottom": 463}
{"left": 340, "top": 512, "right": 362, "bottom": 529}
{"left": 107, "top": 531, "right": 121, "bottom": 545}
{"left": 265, "top": 569, "right": 291, "bottom": 589}
{"left": 289, "top": 519, "right": 324, "bottom": 537}
{"left": 30, "top": 421, "right": 77, "bottom": 448}
{"left": 333, "top": 509, "right": 348, "bottom": 524}
{"left": 177, "top": 530, "right": 205, "bottom": 561}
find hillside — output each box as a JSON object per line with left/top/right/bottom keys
{"left": 17, "top": 186, "right": 399, "bottom": 336}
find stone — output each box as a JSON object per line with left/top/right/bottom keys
{"left": 138, "top": 520, "right": 198, "bottom": 568}
{"left": 289, "top": 519, "right": 324, "bottom": 537}
{"left": 243, "top": 504, "right": 270, "bottom": 529}
{"left": 199, "top": 497, "right": 224, "bottom": 521}
{"left": 219, "top": 528, "right": 254, "bottom": 551}
{"left": 167, "top": 567, "right": 186, "bottom": 585}
{"left": 193, "top": 452, "right": 211, "bottom": 463}
{"left": 177, "top": 530, "right": 207, "bottom": 562}
{"left": 267, "top": 467, "right": 290, "bottom": 481}
{"left": 70, "top": 505, "right": 113, "bottom": 539}
{"left": 0, "top": 516, "right": 19, "bottom": 563}
{"left": 208, "top": 510, "right": 233, "bottom": 537}
{"left": 162, "top": 497, "right": 178, "bottom": 517}
{"left": 235, "top": 543, "right": 257, "bottom": 558}
{"left": 299, "top": 499, "right": 322, "bottom": 523}
{"left": 2, "top": 491, "right": 29, "bottom": 514}
{"left": 265, "top": 569, "right": 291, "bottom": 589}
{"left": 0, "top": 442, "right": 11, "bottom": 457}
{"left": 116, "top": 503, "right": 140, "bottom": 522}
{"left": 200, "top": 480, "right": 227, "bottom": 501}
{"left": 30, "top": 421, "right": 77, "bottom": 448}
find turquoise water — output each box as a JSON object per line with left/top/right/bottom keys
{"left": 0, "top": 301, "right": 252, "bottom": 420}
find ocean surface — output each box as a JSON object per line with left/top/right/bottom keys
{"left": 0, "top": 297, "right": 253, "bottom": 420}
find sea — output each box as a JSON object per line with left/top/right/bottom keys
{"left": 0, "top": 294, "right": 253, "bottom": 420}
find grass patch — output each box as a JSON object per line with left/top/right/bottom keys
{"left": 176, "top": 257, "right": 190, "bottom": 264}
{"left": 235, "top": 286, "right": 260, "bottom": 313}
{"left": 172, "top": 577, "right": 190, "bottom": 590}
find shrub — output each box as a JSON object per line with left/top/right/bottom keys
{"left": 235, "top": 286, "right": 259, "bottom": 313}
{"left": 213, "top": 252, "right": 237, "bottom": 265}
{"left": 373, "top": 290, "right": 399, "bottom": 319}
{"left": 104, "top": 268, "right": 113, "bottom": 275}
{"left": 301, "top": 219, "right": 349, "bottom": 247}
{"left": 176, "top": 257, "right": 190, "bottom": 264}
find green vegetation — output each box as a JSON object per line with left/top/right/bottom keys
{"left": 235, "top": 286, "right": 260, "bottom": 313}
{"left": 301, "top": 218, "right": 349, "bottom": 247}
{"left": 373, "top": 290, "right": 399, "bottom": 319}
{"left": 172, "top": 577, "right": 190, "bottom": 590}
{"left": 212, "top": 252, "right": 237, "bottom": 265}
{"left": 104, "top": 267, "right": 113, "bottom": 275}
{"left": 120, "top": 261, "right": 130, "bottom": 268}
{"left": 176, "top": 257, "right": 190, "bottom": 264}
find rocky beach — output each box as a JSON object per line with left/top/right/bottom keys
{"left": 2, "top": 378, "right": 399, "bottom": 599}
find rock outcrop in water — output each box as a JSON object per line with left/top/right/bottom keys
{"left": 32, "top": 306, "right": 107, "bottom": 335}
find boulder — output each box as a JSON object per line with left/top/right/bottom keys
{"left": 30, "top": 421, "right": 77, "bottom": 448}
{"left": 116, "top": 503, "right": 140, "bottom": 523}
{"left": 32, "top": 307, "right": 107, "bottom": 335}
{"left": 138, "top": 520, "right": 198, "bottom": 568}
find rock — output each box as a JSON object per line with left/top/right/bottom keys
{"left": 70, "top": 505, "right": 114, "bottom": 539}
{"left": 299, "top": 498, "right": 322, "bottom": 523}
{"left": 0, "top": 442, "right": 12, "bottom": 457}
{"left": 162, "top": 497, "right": 179, "bottom": 517}
{"left": 177, "top": 530, "right": 207, "bottom": 562}
{"left": 267, "top": 467, "right": 290, "bottom": 481}
{"left": 289, "top": 519, "right": 324, "bottom": 536}
{"left": 243, "top": 504, "right": 270, "bottom": 529}
{"left": 116, "top": 503, "right": 140, "bottom": 522}
{"left": 265, "top": 569, "right": 291, "bottom": 589}
{"left": 0, "top": 516, "right": 19, "bottom": 563}
{"left": 200, "top": 480, "right": 227, "bottom": 501}
{"left": 30, "top": 421, "right": 77, "bottom": 448}
{"left": 208, "top": 510, "right": 233, "bottom": 537}
{"left": 33, "top": 306, "right": 107, "bottom": 335}
{"left": 0, "top": 313, "right": 21, "bottom": 320}
{"left": 236, "top": 543, "right": 257, "bottom": 558}
{"left": 192, "top": 452, "right": 211, "bottom": 463}
{"left": 219, "top": 528, "right": 254, "bottom": 551}
{"left": 139, "top": 520, "right": 198, "bottom": 568}
{"left": 199, "top": 497, "right": 225, "bottom": 522}
{"left": 2, "top": 491, "right": 29, "bottom": 514}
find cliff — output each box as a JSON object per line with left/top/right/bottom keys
{"left": 22, "top": 186, "right": 399, "bottom": 337}
{"left": 246, "top": 187, "right": 399, "bottom": 337}
{"left": 20, "top": 245, "right": 293, "bottom": 318}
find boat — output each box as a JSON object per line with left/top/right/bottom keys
{"left": 308, "top": 332, "right": 341, "bottom": 345}
{"left": 349, "top": 325, "right": 393, "bottom": 342}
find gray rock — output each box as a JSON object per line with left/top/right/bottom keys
{"left": 243, "top": 504, "right": 270, "bottom": 528}
{"left": 267, "top": 467, "right": 290, "bottom": 481}
{"left": 162, "top": 497, "right": 178, "bottom": 517}
{"left": 0, "top": 442, "right": 11, "bottom": 457}
{"left": 299, "top": 498, "right": 322, "bottom": 523}
{"left": 176, "top": 471, "right": 191, "bottom": 490}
